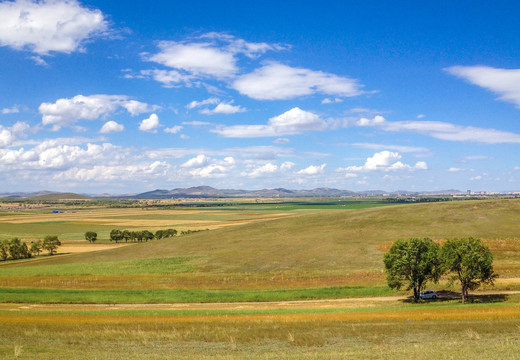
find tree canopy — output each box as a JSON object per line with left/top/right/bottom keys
{"left": 42, "top": 235, "right": 61, "bottom": 255}
{"left": 383, "top": 237, "right": 442, "bottom": 302}
{"left": 441, "top": 237, "right": 496, "bottom": 304}
{"left": 85, "top": 231, "right": 97, "bottom": 243}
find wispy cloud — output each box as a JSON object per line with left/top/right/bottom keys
{"left": 445, "top": 65, "right": 520, "bottom": 107}
{"left": 232, "top": 62, "right": 366, "bottom": 100}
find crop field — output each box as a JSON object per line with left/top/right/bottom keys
{"left": 1, "top": 198, "right": 520, "bottom": 358}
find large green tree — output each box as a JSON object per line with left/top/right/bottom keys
{"left": 441, "top": 237, "right": 496, "bottom": 304}
{"left": 110, "top": 229, "right": 123, "bottom": 243}
{"left": 85, "top": 231, "right": 97, "bottom": 243}
{"left": 42, "top": 235, "right": 61, "bottom": 255}
{"left": 384, "top": 237, "right": 443, "bottom": 302}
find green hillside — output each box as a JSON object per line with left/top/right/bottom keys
{"left": 3, "top": 198, "right": 520, "bottom": 295}
{"left": 27, "top": 192, "right": 91, "bottom": 201}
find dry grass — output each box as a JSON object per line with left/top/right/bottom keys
{"left": 0, "top": 309, "right": 519, "bottom": 359}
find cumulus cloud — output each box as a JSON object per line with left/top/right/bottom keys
{"left": 143, "top": 33, "right": 282, "bottom": 82}
{"left": 100, "top": 121, "right": 124, "bottom": 133}
{"left": 356, "top": 115, "right": 386, "bottom": 127}
{"left": 0, "top": 0, "right": 108, "bottom": 55}
{"left": 214, "top": 107, "right": 327, "bottom": 137}
{"left": 55, "top": 161, "right": 169, "bottom": 182}
{"left": 146, "top": 41, "right": 237, "bottom": 78}
{"left": 181, "top": 155, "right": 235, "bottom": 178}
{"left": 341, "top": 151, "right": 428, "bottom": 173}
{"left": 139, "top": 113, "right": 160, "bottom": 133}
{"left": 200, "top": 102, "right": 245, "bottom": 115}
{"left": 0, "top": 141, "right": 128, "bottom": 170}
{"left": 39, "top": 94, "right": 158, "bottom": 130}
{"left": 355, "top": 115, "right": 520, "bottom": 144}
{"left": 246, "top": 163, "right": 278, "bottom": 177}
{"left": 445, "top": 65, "right": 520, "bottom": 107}
{"left": 0, "top": 121, "right": 31, "bottom": 148}
{"left": 232, "top": 62, "right": 365, "bottom": 100}
{"left": 181, "top": 154, "right": 209, "bottom": 168}
{"left": 296, "top": 164, "right": 326, "bottom": 175}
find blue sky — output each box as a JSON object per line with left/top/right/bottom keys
{"left": 1, "top": 0, "right": 520, "bottom": 194}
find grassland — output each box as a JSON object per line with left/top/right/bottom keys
{"left": 1, "top": 300, "right": 519, "bottom": 359}
{"left": 1, "top": 198, "right": 520, "bottom": 358}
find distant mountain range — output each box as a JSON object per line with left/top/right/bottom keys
{"left": 126, "top": 186, "right": 466, "bottom": 199}
{"left": 0, "top": 186, "right": 471, "bottom": 200}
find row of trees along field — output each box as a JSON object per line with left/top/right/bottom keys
{"left": 384, "top": 237, "right": 496, "bottom": 304}
{"left": 85, "top": 228, "right": 203, "bottom": 243}
{"left": 0, "top": 235, "right": 61, "bottom": 261}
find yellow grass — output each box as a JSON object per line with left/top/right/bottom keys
{"left": 2, "top": 304, "right": 519, "bottom": 325}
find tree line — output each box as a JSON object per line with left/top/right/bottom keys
{"left": 83, "top": 228, "right": 207, "bottom": 243}
{"left": 0, "top": 235, "right": 61, "bottom": 261}
{"left": 384, "top": 237, "right": 496, "bottom": 304}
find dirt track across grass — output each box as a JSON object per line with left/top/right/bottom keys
{"left": 2, "top": 290, "right": 519, "bottom": 313}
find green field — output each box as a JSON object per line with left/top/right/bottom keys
{"left": 1, "top": 198, "right": 520, "bottom": 358}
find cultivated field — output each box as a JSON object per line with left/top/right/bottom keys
{"left": 0, "top": 198, "right": 520, "bottom": 358}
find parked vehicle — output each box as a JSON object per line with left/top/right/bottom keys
{"left": 419, "top": 290, "right": 438, "bottom": 299}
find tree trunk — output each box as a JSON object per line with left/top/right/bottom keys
{"left": 413, "top": 287, "right": 418, "bottom": 302}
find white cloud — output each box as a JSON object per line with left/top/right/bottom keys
{"left": 273, "top": 138, "right": 290, "bottom": 144}
{"left": 183, "top": 156, "right": 235, "bottom": 178}
{"left": 214, "top": 107, "right": 327, "bottom": 138}
{"left": 321, "top": 97, "right": 343, "bottom": 104}
{"left": 448, "top": 167, "right": 463, "bottom": 172}
{"left": 351, "top": 142, "right": 430, "bottom": 154}
{"left": 164, "top": 126, "right": 182, "bottom": 134}
{"left": 29, "top": 55, "right": 48, "bottom": 66}
{"left": 100, "top": 121, "right": 124, "bottom": 133}
{"left": 0, "top": 141, "right": 128, "bottom": 170}
{"left": 181, "top": 154, "right": 209, "bottom": 168}
{"left": 143, "top": 33, "right": 284, "bottom": 85}
{"left": 356, "top": 115, "right": 386, "bottom": 127}
{"left": 55, "top": 161, "right": 169, "bottom": 182}
{"left": 186, "top": 98, "right": 220, "bottom": 109}
{"left": 0, "top": 122, "right": 31, "bottom": 148}
{"left": 39, "top": 94, "right": 157, "bottom": 130}
{"left": 280, "top": 161, "right": 295, "bottom": 170}
{"left": 232, "top": 62, "right": 364, "bottom": 100}
{"left": 200, "top": 102, "right": 245, "bottom": 115}
{"left": 1, "top": 106, "right": 19, "bottom": 114}
{"left": 145, "top": 41, "right": 237, "bottom": 79}
{"left": 0, "top": 0, "right": 108, "bottom": 55}
{"left": 246, "top": 163, "right": 278, "bottom": 177}
{"left": 356, "top": 115, "right": 520, "bottom": 144}
{"left": 139, "top": 113, "right": 160, "bottom": 133}
{"left": 341, "top": 151, "right": 428, "bottom": 173}
{"left": 200, "top": 32, "right": 287, "bottom": 57}
{"left": 296, "top": 164, "right": 326, "bottom": 175}
{"left": 139, "top": 69, "right": 194, "bottom": 87}
{"left": 445, "top": 65, "right": 520, "bottom": 107}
